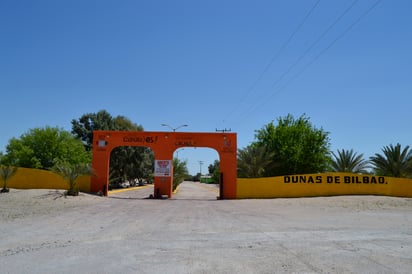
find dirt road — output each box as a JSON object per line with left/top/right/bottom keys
{"left": 1, "top": 181, "right": 412, "bottom": 273}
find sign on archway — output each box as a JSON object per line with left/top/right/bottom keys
{"left": 91, "top": 131, "right": 237, "bottom": 199}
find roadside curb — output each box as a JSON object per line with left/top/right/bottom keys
{"left": 109, "top": 185, "right": 151, "bottom": 194}
{"left": 173, "top": 184, "right": 180, "bottom": 194}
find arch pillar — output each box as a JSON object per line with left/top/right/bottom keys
{"left": 152, "top": 146, "right": 174, "bottom": 198}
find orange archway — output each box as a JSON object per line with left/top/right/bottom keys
{"left": 91, "top": 131, "right": 237, "bottom": 199}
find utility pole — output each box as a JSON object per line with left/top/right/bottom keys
{"left": 198, "top": 160, "right": 204, "bottom": 182}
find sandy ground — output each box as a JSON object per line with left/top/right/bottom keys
{"left": 0, "top": 189, "right": 103, "bottom": 222}
{"left": 1, "top": 184, "right": 412, "bottom": 273}
{"left": 2, "top": 188, "right": 412, "bottom": 221}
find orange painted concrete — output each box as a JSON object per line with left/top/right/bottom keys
{"left": 91, "top": 131, "right": 237, "bottom": 198}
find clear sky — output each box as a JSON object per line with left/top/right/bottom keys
{"left": 0, "top": 0, "right": 411, "bottom": 175}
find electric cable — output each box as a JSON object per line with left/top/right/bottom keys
{"left": 246, "top": 0, "right": 382, "bottom": 117}
{"left": 221, "top": 0, "right": 321, "bottom": 125}
{"left": 269, "top": 0, "right": 359, "bottom": 90}
{"left": 236, "top": 0, "right": 359, "bottom": 122}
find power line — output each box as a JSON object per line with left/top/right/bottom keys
{"left": 247, "top": 0, "right": 382, "bottom": 116}
{"left": 222, "top": 0, "right": 321, "bottom": 124}
{"left": 268, "top": 0, "right": 359, "bottom": 90}
{"left": 234, "top": 0, "right": 369, "bottom": 122}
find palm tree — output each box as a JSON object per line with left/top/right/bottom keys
{"left": 172, "top": 158, "right": 188, "bottom": 191}
{"left": 51, "top": 162, "right": 94, "bottom": 196}
{"left": 370, "top": 143, "right": 412, "bottom": 178}
{"left": 237, "top": 145, "right": 275, "bottom": 178}
{"left": 331, "top": 149, "right": 370, "bottom": 173}
{"left": 0, "top": 165, "right": 18, "bottom": 193}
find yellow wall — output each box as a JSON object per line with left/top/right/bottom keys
{"left": 3, "top": 167, "right": 91, "bottom": 192}
{"left": 237, "top": 173, "right": 412, "bottom": 198}
{"left": 4, "top": 169, "right": 412, "bottom": 199}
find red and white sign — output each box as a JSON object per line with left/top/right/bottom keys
{"left": 154, "top": 160, "right": 172, "bottom": 177}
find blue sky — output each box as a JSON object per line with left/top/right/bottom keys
{"left": 0, "top": 0, "right": 411, "bottom": 175}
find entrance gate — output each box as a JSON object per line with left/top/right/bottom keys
{"left": 91, "top": 131, "right": 237, "bottom": 199}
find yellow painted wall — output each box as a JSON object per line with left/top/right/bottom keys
{"left": 237, "top": 173, "right": 412, "bottom": 198}
{"left": 4, "top": 169, "right": 412, "bottom": 199}
{"left": 3, "top": 167, "right": 91, "bottom": 192}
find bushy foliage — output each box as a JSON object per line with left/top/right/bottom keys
{"left": 72, "top": 110, "right": 153, "bottom": 185}
{"left": 252, "top": 114, "right": 331, "bottom": 176}
{"left": 109, "top": 146, "right": 154, "bottom": 185}
{"left": 71, "top": 110, "right": 143, "bottom": 151}
{"left": 2, "top": 127, "right": 90, "bottom": 169}
{"left": 208, "top": 160, "right": 221, "bottom": 183}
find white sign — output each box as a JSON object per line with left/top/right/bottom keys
{"left": 154, "top": 160, "right": 172, "bottom": 177}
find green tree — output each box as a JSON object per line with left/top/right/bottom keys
{"left": 237, "top": 145, "right": 275, "bottom": 178}
{"left": 370, "top": 143, "right": 412, "bottom": 178}
{"left": 254, "top": 114, "right": 331, "bottom": 176}
{"left": 72, "top": 110, "right": 153, "bottom": 185}
{"left": 3, "top": 127, "right": 90, "bottom": 170}
{"left": 208, "top": 160, "right": 220, "bottom": 183}
{"left": 71, "top": 110, "right": 142, "bottom": 151}
{"left": 331, "top": 149, "right": 370, "bottom": 173}
{"left": 173, "top": 158, "right": 189, "bottom": 191}
{"left": 109, "top": 146, "right": 154, "bottom": 187}
{"left": 71, "top": 110, "right": 114, "bottom": 151}
{"left": 51, "top": 161, "right": 94, "bottom": 196}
